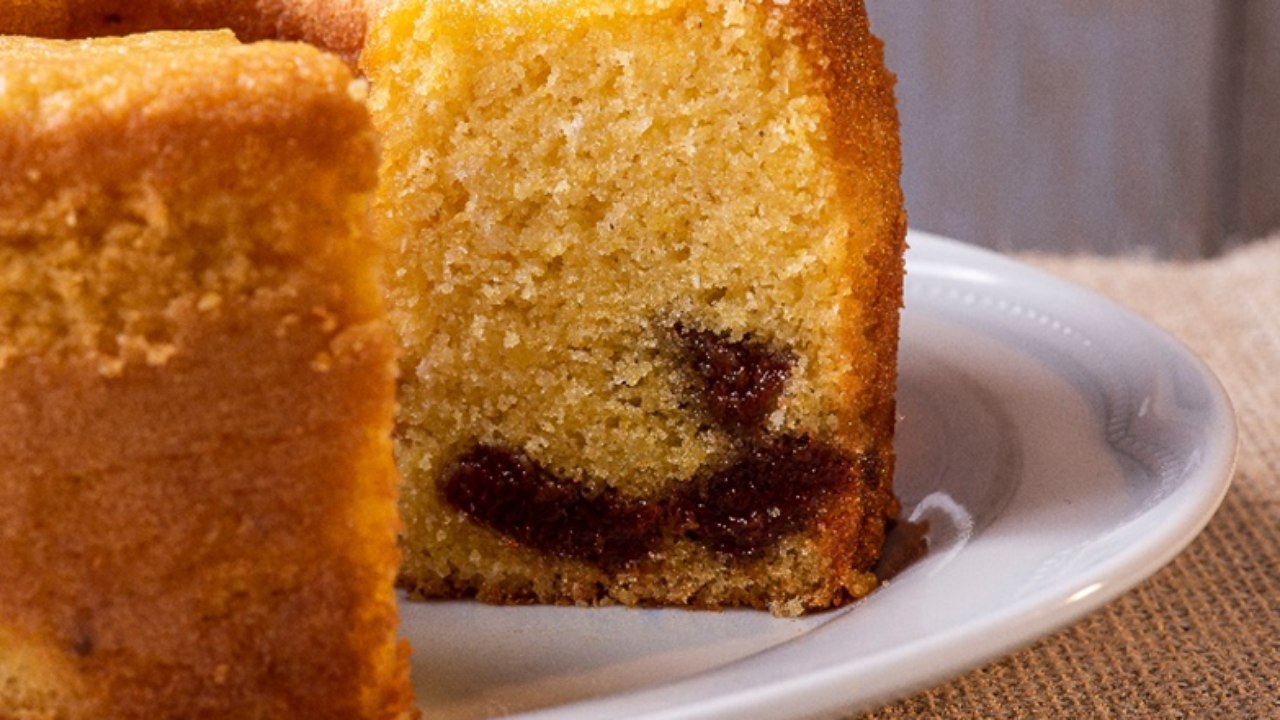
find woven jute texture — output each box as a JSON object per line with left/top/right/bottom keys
{"left": 859, "top": 238, "right": 1280, "bottom": 719}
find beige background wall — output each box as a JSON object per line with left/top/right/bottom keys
{"left": 866, "top": 0, "right": 1280, "bottom": 258}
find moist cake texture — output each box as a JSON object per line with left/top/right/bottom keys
{"left": 0, "top": 32, "right": 409, "bottom": 719}
{"left": 365, "top": 0, "right": 906, "bottom": 616}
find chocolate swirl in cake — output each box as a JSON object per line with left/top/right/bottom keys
{"left": 672, "top": 322, "right": 793, "bottom": 432}
{"left": 441, "top": 445, "right": 663, "bottom": 567}
{"left": 441, "top": 324, "right": 869, "bottom": 566}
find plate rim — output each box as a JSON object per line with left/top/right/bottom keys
{"left": 424, "top": 231, "right": 1240, "bottom": 720}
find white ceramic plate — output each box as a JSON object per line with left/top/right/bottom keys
{"left": 400, "top": 230, "right": 1237, "bottom": 719}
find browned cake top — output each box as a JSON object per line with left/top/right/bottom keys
{"left": 0, "top": 32, "right": 380, "bottom": 372}
{"left": 0, "top": 31, "right": 370, "bottom": 185}
{"left": 0, "top": 0, "right": 370, "bottom": 63}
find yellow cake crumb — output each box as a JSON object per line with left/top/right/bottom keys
{"left": 366, "top": 0, "right": 905, "bottom": 615}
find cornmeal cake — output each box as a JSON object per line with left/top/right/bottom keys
{"left": 0, "top": 0, "right": 369, "bottom": 63}
{"left": 0, "top": 32, "right": 409, "bottom": 718}
{"left": 365, "top": 0, "right": 906, "bottom": 616}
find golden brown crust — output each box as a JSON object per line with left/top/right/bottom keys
{"left": 0, "top": 33, "right": 381, "bottom": 365}
{"left": 0, "top": 32, "right": 375, "bottom": 191}
{"left": 786, "top": 0, "right": 906, "bottom": 550}
{"left": 0, "top": 0, "right": 369, "bottom": 63}
{"left": 0, "top": 301, "right": 404, "bottom": 720}
{"left": 0, "top": 0, "right": 69, "bottom": 36}
{"left": 0, "top": 33, "right": 408, "bottom": 719}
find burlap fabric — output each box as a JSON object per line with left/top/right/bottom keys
{"left": 858, "top": 238, "right": 1280, "bottom": 719}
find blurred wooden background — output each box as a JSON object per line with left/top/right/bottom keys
{"left": 866, "top": 0, "right": 1280, "bottom": 258}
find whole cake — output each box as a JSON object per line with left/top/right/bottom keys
{"left": 0, "top": 32, "right": 409, "bottom": 719}
{"left": 0, "top": 0, "right": 369, "bottom": 62}
{"left": 365, "top": 0, "right": 905, "bottom": 616}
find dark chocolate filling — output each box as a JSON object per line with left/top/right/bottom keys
{"left": 676, "top": 435, "right": 853, "bottom": 557}
{"left": 439, "top": 322, "right": 871, "bottom": 567}
{"left": 673, "top": 322, "right": 793, "bottom": 431}
{"left": 441, "top": 445, "right": 663, "bottom": 568}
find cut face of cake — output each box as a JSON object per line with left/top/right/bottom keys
{"left": 0, "top": 32, "right": 409, "bottom": 718}
{"left": 365, "top": 0, "right": 906, "bottom": 616}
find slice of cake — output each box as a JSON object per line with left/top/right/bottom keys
{"left": 364, "top": 0, "right": 906, "bottom": 616}
{"left": 0, "top": 0, "right": 369, "bottom": 63}
{"left": 0, "top": 32, "right": 409, "bottom": 718}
